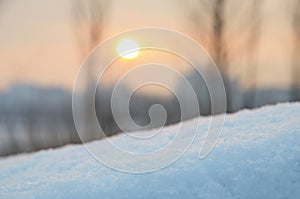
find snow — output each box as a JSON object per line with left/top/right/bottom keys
{"left": 0, "top": 103, "right": 300, "bottom": 198}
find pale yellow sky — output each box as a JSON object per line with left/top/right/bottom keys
{"left": 0, "top": 0, "right": 296, "bottom": 90}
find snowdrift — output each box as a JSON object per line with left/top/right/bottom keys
{"left": 0, "top": 103, "right": 299, "bottom": 198}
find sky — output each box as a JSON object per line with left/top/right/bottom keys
{"left": 0, "top": 0, "right": 296, "bottom": 91}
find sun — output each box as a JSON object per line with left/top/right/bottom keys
{"left": 117, "top": 38, "right": 140, "bottom": 60}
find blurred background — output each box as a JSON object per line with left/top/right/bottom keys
{"left": 0, "top": 0, "right": 299, "bottom": 156}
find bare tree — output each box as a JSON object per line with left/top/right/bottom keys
{"left": 73, "top": 0, "right": 110, "bottom": 141}
{"left": 189, "top": 0, "right": 268, "bottom": 111}
{"left": 190, "top": 0, "right": 232, "bottom": 111}
{"left": 212, "top": 0, "right": 227, "bottom": 69}
{"left": 244, "top": 0, "right": 263, "bottom": 108}
{"left": 73, "top": 0, "right": 109, "bottom": 58}
{"left": 189, "top": 0, "right": 227, "bottom": 67}
{"left": 291, "top": 0, "right": 300, "bottom": 101}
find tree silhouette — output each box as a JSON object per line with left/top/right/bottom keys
{"left": 73, "top": 0, "right": 110, "bottom": 141}
{"left": 244, "top": 0, "right": 263, "bottom": 108}
{"left": 189, "top": 0, "right": 268, "bottom": 111}
{"left": 190, "top": 0, "right": 233, "bottom": 111}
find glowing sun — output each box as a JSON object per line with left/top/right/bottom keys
{"left": 117, "top": 38, "right": 140, "bottom": 60}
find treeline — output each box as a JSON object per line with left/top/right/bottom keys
{"left": 0, "top": 83, "right": 180, "bottom": 156}
{"left": 1, "top": 72, "right": 299, "bottom": 156}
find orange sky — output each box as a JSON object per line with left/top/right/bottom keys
{"left": 0, "top": 0, "right": 296, "bottom": 90}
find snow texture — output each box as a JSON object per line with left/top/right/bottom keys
{"left": 0, "top": 103, "right": 300, "bottom": 199}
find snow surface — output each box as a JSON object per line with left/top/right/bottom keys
{"left": 0, "top": 103, "right": 300, "bottom": 199}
